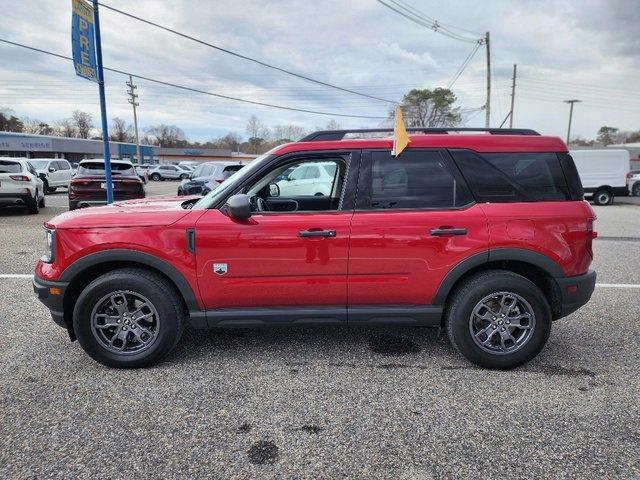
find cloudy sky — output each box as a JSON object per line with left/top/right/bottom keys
{"left": 0, "top": 0, "right": 638, "bottom": 142}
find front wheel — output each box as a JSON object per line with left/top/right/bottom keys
{"left": 73, "top": 268, "right": 185, "bottom": 368}
{"left": 445, "top": 270, "right": 552, "bottom": 369}
{"left": 180, "top": 173, "right": 189, "bottom": 180}
{"left": 593, "top": 189, "right": 613, "bottom": 205}
{"left": 150, "top": 173, "right": 161, "bottom": 181}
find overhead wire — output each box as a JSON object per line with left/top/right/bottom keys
{"left": 97, "top": 2, "right": 395, "bottom": 105}
{"left": 0, "top": 38, "right": 387, "bottom": 119}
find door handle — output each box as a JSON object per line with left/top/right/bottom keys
{"left": 299, "top": 229, "right": 336, "bottom": 238}
{"left": 430, "top": 227, "right": 467, "bottom": 236}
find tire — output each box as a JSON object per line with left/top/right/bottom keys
{"left": 180, "top": 174, "right": 189, "bottom": 180}
{"left": 48, "top": 187, "right": 57, "bottom": 193}
{"left": 73, "top": 268, "right": 185, "bottom": 368}
{"left": 27, "top": 189, "right": 39, "bottom": 214}
{"left": 151, "top": 173, "right": 161, "bottom": 181}
{"left": 42, "top": 179, "right": 50, "bottom": 194}
{"left": 633, "top": 183, "right": 640, "bottom": 197}
{"left": 445, "top": 270, "right": 552, "bottom": 370}
{"left": 593, "top": 189, "right": 613, "bottom": 206}
{"left": 38, "top": 193, "right": 45, "bottom": 208}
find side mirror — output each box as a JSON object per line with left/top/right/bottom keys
{"left": 225, "top": 194, "right": 251, "bottom": 220}
{"left": 268, "top": 183, "right": 280, "bottom": 197}
{"left": 48, "top": 167, "right": 56, "bottom": 172}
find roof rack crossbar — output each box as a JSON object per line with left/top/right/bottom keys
{"left": 300, "top": 128, "right": 540, "bottom": 142}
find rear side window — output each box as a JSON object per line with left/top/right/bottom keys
{"left": 358, "top": 150, "right": 474, "bottom": 209}
{"left": 0, "top": 161, "right": 22, "bottom": 173}
{"left": 451, "top": 150, "right": 571, "bottom": 202}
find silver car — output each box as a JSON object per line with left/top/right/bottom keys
{"left": 148, "top": 164, "right": 191, "bottom": 181}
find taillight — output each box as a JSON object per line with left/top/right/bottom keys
{"left": 215, "top": 178, "right": 224, "bottom": 184}
{"left": 586, "top": 218, "right": 596, "bottom": 258}
{"left": 10, "top": 175, "right": 30, "bottom": 181}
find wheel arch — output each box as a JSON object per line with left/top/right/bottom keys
{"left": 434, "top": 248, "right": 564, "bottom": 322}
{"left": 60, "top": 249, "right": 201, "bottom": 338}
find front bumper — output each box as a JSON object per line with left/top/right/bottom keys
{"left": 33, "top": 275, "right": 69, "bottom": 330}
{"left": 555, "top": 269, "right": 597, "bottom": 318}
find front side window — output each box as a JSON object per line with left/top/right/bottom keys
{"left": 244, "top": 157, "right": 347, "bottom": 212}
{"left": 359, "top": 150, "right": 473, "bottom": 209}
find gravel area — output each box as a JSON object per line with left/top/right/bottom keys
{"left": 0, "top": 188, "right": 638, "bottom": 479}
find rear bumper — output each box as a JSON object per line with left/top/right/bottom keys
{"left": 0, "top": 192, "right": 32, "bottom": 205}
{"left": 33, "top": 275, "right": 69, "bottom": 330}
{"left": 554, "top": 269, "right": 597, "bottom": 319}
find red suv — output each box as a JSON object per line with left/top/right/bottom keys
{"left": 34, "top": 128, "right": 597, "bottom": 369}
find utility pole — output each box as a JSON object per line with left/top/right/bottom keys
{"left": 564, "top": 99, "right": 581, "bottom": 145}
{"left": 484, "top": 31, "right": 491, "bottom": 128}
{"left": 126, "top": 75, "right": 142, "bottom": 164}
{"left": 509, "top": 64, "right": 517, "bottom": 128}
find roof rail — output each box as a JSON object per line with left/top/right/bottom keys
{"left": 300, "top": 128, "right": 540, "bottom": 142}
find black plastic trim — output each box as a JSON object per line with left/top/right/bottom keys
{"left": 59, "top": 249, "right": 201, "bottom": 313}
{"left": 554, "top": 269, "right": 596, "bottom": 319}
{"left": 488, "top": 248, "right": 565, "bottom": 277}
{"left": 348, "top": 305, "right": 442, "bottom": 326}
{"left": 432, "top": 251, "right": 490, "bottom": 305}
{"left": 206, "top": 307, "right": 347, "bottom": 327}
{"left": 584, "top": 186, "right": 629, "bottom": 197}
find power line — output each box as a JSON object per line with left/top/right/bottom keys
{"left": 97, "top": 2, "right": 395, "bottom": 105}
{"left": 375, "top": 0, "right": 482, "bottom": 43}
{"left": 390, "top": 0, "right": 483, "bottom": 37}
{"left": 447, "top": 42, "right": 481, "bottom": 88}
{"left": 0, "top": 38, "right": 387, "bottom": 119}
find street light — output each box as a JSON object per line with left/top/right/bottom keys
{"left": 564, "top": 99, "right": 581, "bottom": 145}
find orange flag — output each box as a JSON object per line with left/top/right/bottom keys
{"left": 392, "top": 105, "right": 410, "bottom": 156}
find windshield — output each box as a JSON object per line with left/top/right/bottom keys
{"left": 28, "top": 160, "right": 49, "bottom": 169}
{"left": 78, "top": 162, "right": 135, "bottom": 176}
{"left": 191, "top": 152, "right": 274, "bottom": 210}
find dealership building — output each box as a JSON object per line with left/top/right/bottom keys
{"left": 0, "top": 131, "right": 257, "bottom": 164}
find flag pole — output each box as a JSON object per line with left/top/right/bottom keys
{"left": 92, "top": 0, "right": 113, "bottom": 204}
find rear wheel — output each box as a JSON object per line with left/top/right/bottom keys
{"left": 38, "top": 193, "right": 45, "bottom": 208}
{"left": 73, "top": 268, "right": 185, "bottom": 368}
{"left": 445, "top": 270, "right": 552, "bottom": 369}
{"left": 27, "top": 189, "right": 39, "bottom": 214}
{"left": 593, "top": 189, "right": 613, "bottom": 205}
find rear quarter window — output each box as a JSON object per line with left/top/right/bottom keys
{"left": 0, "top": 161, "right": 22, "bottom": 173}
{"left": 451, "top": 150, "right": 571, "bottom": 202}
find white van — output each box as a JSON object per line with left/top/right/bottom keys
{"left": 569, "top": 149, "right": 630, "bottom": 205}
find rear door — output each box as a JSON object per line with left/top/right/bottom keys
{"left": 347, "top": 149, "right": 489, "bottom": 311}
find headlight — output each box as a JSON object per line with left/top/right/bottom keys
{"left": 41, "top": 228, "right": 55, "bottom": 263}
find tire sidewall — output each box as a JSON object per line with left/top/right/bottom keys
{"left": 448, "top": 274, "right": 551, "bottom": 369}
{"left": 73, "top": 273, "right": 181, "bottom": 368}
{"left": 594, "top": 190, "right": 611, "bottom": 205}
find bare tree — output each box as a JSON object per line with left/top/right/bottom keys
{"left": 324, "top": 119, "right": 341, "bottom": 131}
{"left": 245, "top": 115, "right": 269, "bottom": 154}
{"left": 271, "top": 124, "right": 306, "bottom": 142}
{"left": 22, "top": 118, "right": 54, "bottom": 135}
{"left": 54, "top": 119, "right": 76, "bottom": 137}
{"left": 71, "top": 110, "right": 94, "bottom": 138}
{"left": 145, "top": 124, "right": 187, "bottom": 147}
{"left": 109, "top": 117, "right": 133, "bottom": 142}
{"left": 212, "top": 132, "right": 243, "bottom": 151}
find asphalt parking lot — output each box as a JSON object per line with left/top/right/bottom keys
{"left": 0, "top": 182, "right": 638, "bottom": 479}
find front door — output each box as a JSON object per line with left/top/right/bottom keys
{"left": 347, "top": 149, "right": 489, "bottom": 310}
{"left": 195, "top": 152, "right": 358, "bottom": 324}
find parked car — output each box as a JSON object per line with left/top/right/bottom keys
{"left": 34, "top": 128, "right": 597, "bottom": 369}
{"left": 68, "top": 159, "right": 145, "bottom": 210}
{"left": 148, "top": 164, "right": 190, "bottom": 181}
{"left": 627, "top": 170, "right": 640, "bottom": 196}
{"left": 134, "top": 166, "right": 149, "bottom": 184}
{"left": 0, "top": 157, "right": 46, "bottom": 213}
{"left": 569, "top": 149, "right": 630, "bottom": 205}
{"left": 177, "top": 162, "right": 244, "bottom": 196}
{"left": 275, "top": 161, "right": 336, "bottom": 197}
{"left": 28, "top": 158, "right": 74, "bottom": 193}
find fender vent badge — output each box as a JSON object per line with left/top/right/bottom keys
{"left": 213, "top": 263, "right": 228, "bottom": 276}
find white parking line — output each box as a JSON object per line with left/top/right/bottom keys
{"left": 0, "top": 273, "right": 639, "bottom": 289}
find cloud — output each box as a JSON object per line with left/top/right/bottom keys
{"left": 0, "top": 0, "right": 637, "bottom": 141}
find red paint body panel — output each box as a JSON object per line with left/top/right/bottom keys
{"left": 347, "top": 205, "right": 489, "bottom": 305}
{"left": 480, "top": 201, "right": 596, "bottom": 276}
{"left": 194, "top": 209, "right": 352, "bottom": 308}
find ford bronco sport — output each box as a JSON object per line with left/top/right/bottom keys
{"left": 34, "top": 128, "right": 597, "bottom": 369}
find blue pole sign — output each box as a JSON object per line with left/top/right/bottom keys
{"left": 71, "top": 0, "right": 97, "bottom": 81}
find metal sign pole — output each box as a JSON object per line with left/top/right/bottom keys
{"left": 92, "top": 0, "right": 113, "bottom": 203}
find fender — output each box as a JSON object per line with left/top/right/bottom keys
{"left": 432, "top": 248, "right": 564, "bottom": 305}
{"left": 59, "top": 249, "right": 202, "bottom": 314}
